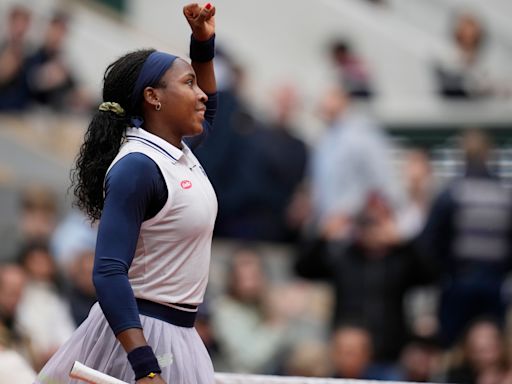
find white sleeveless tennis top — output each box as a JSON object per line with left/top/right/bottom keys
{"left": 107, "top": 127, "right": 218, "bottom": 307}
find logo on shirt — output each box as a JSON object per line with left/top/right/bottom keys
{"left": 180, "top": 180, "right": 192, "bottom": 189}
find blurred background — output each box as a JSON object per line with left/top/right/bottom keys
{"left": 0, "top": 0, "right": 511, "bottom": 382}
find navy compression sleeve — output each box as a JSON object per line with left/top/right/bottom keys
{"left": 93, "top": 153, "right": 167, "bottom": 335}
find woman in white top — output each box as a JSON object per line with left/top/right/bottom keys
{"left": 36, "top": 3, "right": 218, "bottom": 383}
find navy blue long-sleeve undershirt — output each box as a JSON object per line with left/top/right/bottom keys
{"left": 93, "top": 93, "right": 217, "bottom": 335}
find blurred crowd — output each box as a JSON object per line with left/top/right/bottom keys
{"left": 1, "top": 3, "right": 512, "bottom": 384}
{"left": 0, "top": 5, "right": 91, "bottom": 113}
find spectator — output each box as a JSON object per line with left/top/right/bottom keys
{"left": 25, "top": 11, "right": 86, "bottom": 111}
{"left": 0, "top": 264, "right": 33, "bottom": 363}
{"left": 0, "top": 185, "right": 60, "bottom": 262}
{"left": 211, "top": 246, "right": 288, "bottom": 373}
{"left": 422, "top": 129, "right": 512, "bottom": 347}
{"left": 330, "top": 325, "right": 393, "bottom": 380}
{"left": 329, "top": 39, "right": 374, "bottom": 99}
{"left": 194, "top": 301, "right": 228, "bottom": 372}
{"left": 50, "top": 209, "right": 97, "bottom": 273}
{"left": 198, "top": 61, "right": 307, "bottom": 242}
{"left": 261, "top": 83, "right": 308, "bottom": 242}
{"left": 16, "top": 241, "right": 75, "bottom": 370}
{"left": 65, "top": 249, "right": 96, "bottom": 326}
{"left": 0, "top": 5, "right": 32, "bottom": 110}
{"left": 221, "top": 83, "right": 308, "bottom": 242}
{"left": 443, "top": 318, "right": 511, "bottom": 384}
{"left": 398, "top": 148, "right": 435, "bottom": 241}
{"left": 0, "top": 346, "right": 36, "bottom": 384}
{"left": 282, "top": 340, "right": 330, "bottom": 377}
{"left": 194, "top": 50, "right": 257, "bottom": 239}
{"left": 307, "top": 85, "right": 404, "bottom": 242}
{"left": 18, "top": 184, "right": 59, "bottom": 243}
{"left": 296, "top": 194, "right": 437, "bottom": 364}
{"left": 434, "top": 10, "right": 507, "bottom": 99}
{"left": 396, "top": 334, "right": 442, "bottom": 382}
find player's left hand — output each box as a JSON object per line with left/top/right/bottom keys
{"left": 183, "top": 2, "right": 216, "bottom": 42}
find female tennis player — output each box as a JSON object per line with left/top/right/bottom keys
{"left": 36, "top": 3, "right": 217, "bottom": 383}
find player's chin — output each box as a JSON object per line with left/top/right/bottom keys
{"left": 189, "top": 122, "right": 204, "bottom": 136}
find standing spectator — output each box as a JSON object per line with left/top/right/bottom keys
{"left": 296, "top": 195, "right": 437, "bottom": 364}
{"left": 398, "top": 148, "right": 435, "bottom": 240}
{"left": 194, "top": 50, "right": 257, "bottom": 239}
{"left": 0, "top": 5, "right": 32, "bottom": 110}
{"left": 222, "top": 83, "right": 308, "bottom": 242}
{"left": 308, "top": 85, "right": 404, "bottom": 242}
{"left": 422, "top": 129, "right": 512, "bottom": 347}
{"left": 260, "top": 83, "right": 308, "bottom": 242}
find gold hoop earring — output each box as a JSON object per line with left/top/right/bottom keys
{"left": 155, "top": 102, "right": 161, "bottom": 111}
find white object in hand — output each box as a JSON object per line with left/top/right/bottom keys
{"left": 69, "top": 361, "right": 129, "bottom": 384}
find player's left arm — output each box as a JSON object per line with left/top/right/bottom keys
{"left": 183, "top": 3, "right": 217, "bottom": 149}
{"left": 184, "top": 2, "right": 216, "bottom": 94}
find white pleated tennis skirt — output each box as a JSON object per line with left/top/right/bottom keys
{"left": 35, "top": 303, "right": 214, "bottom": 384}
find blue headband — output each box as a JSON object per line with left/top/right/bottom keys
{"left": 130, "top": 51, "right": 178, "bottom": 117}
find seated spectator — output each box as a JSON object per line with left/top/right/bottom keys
{"left": 0, "top": 5, "right": 32, "bottom": 110}
{"left": 0, "top": 264, "right": 33, "bottom": 363}
{"left": 434, "top": 10, "right": 508, "bottom": 99}
{"left": 397, "top": 334, "right": 442, "bottom": 382}
{"left": 211, "top": 246, "right": 288, "bottom": 374}
{"left": 194, "top": 301, "right": 228, "bottom": 372}
{"left": 329, "top": 40, "right": 374, "bottom": 99}
{"left": 18, "top": 184, "right": 59, "bottom": 243}
{"left": 0, "top": 183, "right": 59, "bottom": 272}
{"left": 50, "top": 209, "right": 97, "bottom": 273}
{"left": 330, "top": 325, "right": 395, "bottom": 380}
{"left": 443, "top": 318, "right": 511, "bottom": 384}
{"left": 16, "top": 241, "right": 75, "bottom": 370}
{"left": 26, "top": 11, "right": 88, "bottom": 112}
{"left": 65, "top": 249, "right": 96, "bottom": 326}
{"left": 0, "top": 346, "right": 36, "bottom": 384}
{"left": 281, "top": 340, "right": 331, "bottom": 377}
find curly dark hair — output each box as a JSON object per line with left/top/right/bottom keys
{"left": 71, "top": 49, "right": 155, "bottom": 221}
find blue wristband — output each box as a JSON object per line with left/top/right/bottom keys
{"left": 190, "top": 34, "right": 215, "bottom": 62}
{"left": 127, "top": 346, "right": 162, "bottom": 380}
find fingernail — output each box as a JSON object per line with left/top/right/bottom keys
{"left": 205, "top": 3, "right": 212, "bottom": 10}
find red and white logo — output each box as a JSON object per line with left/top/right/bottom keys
{"left": 180, "top": 180, "right": 192, "bottom": 189}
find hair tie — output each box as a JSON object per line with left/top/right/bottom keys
{"left": 99, "top": 102, "right": 125, "bottom": 116}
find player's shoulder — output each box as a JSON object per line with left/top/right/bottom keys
{"left": 107, "top": 152, "right": 160, "bottom": 187}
